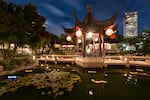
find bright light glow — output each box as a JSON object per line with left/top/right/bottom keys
{"left": 8, "top": 76, "right": 17, "bottom": 79}
{"left": 77, "top": 39, "right": 82, "bottom": 43}
{"left": 76, "top": 30, "right": 82, "bottom": 37}
{"left": 46, "top": 66, "right": 49, "bottom": 69}
{"left": 104, "top": 73, "right": 108, "bottom": 76}
{"left": 86, "top": 48, "right": 91, "bottom": 54}
{"left": 46, "top": 56, "right": 48, "bottom": 59}
{"left": 10, "top": 43, "right": 15, "bottom": 48}
{"left": 119, "top": 56, "right": 122, "bottom": 59}
{"left": 124, "top": 58, "right": 127, "bottom": 61}
{"left": 123, "top": 73, "right": 127, "bottom": 76}
{"left": 66, "top": 36, "right": 72, "bottom": 41}
{"left": 122, "top": 44, "right": 126, "bottom": 47}
{"left": 87, "top": 32, "right": 93, "bottom": 38}
{"left": 105, "top": 29, "right": 113, "bottom": 36}
{"left": 33, "top": 56, "right": 35, "bottom": 60}
{"left": 89, "top": 90, "right": 93, "bottom": 95}
{"left": 94, "top": 37, "right": 98, "bottom": 42}
{"left": 105, "top": 43, "right": 111, "bottom": 50}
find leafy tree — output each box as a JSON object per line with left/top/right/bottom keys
{"left": 123, "top": 36, "right": 142, "bottom": 45}
{"left": 141, "top": 29, "right": 150, "bottom": 55}
{"left": 0, "top": 1, "right": 51, "bottom": 59}
{"left": 23, "top": 3, "right": 46, "bottom": 54}
{"left": 0, "top": 1, "right": 15, "bottom": 60}
{"left": 58, "top": 33, "right": 67, "bottom": 43}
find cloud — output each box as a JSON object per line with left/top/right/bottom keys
{"left": 62, "top": 21, "right": 74, "bottom": 28}
{"left": 45, "top": 20, "right": 64, "bottom": 35}
{"left": 63, "top": 0, "right": 84, "bottom": 11}
{"left": 42, "top": 3, "right": 66, "bottom": 17}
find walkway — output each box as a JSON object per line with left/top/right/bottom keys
{"left": 33, "top": 55, "right": 150, "bottom": 68}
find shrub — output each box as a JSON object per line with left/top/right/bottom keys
{"left": 0, "top": 57, "right": 35, "bottom": 71}
{"left": 0, "top": 60, "right": 15, "bottom": 70}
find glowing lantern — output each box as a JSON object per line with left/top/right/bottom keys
{"left": 77, "top": 39, "right": 82, "bottom": 43}
{"left": 105, "top": 29, "right": 113, "bottom": 36}
{"left": 66, "top": 36, "right": 72, "bottom": 41}
{"left": 110, "top": 33, "right": 116, "bottom": 39}
{"left": 76, "top": 30, "right": 82, "bottom": 37}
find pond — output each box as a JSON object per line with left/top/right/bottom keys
{"left": 0, "top": 64, "right": 150, "bottom": 100}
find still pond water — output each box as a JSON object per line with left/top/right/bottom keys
{"left": 0, "top": 65, "right": 150, "bottom": 100}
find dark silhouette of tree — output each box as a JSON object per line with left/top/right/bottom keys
{"left": 0, "top": 1, "right": 54, "bottom": 60}
{"left": 141, "top": 29, "right": 150, "bottom": 55}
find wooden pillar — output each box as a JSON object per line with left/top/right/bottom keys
{"left": 126, "top": 57, "right": 130, "bottom": 67}
{"left": 101, "top": 34, "right": 105, "bottom": 57}
{"left": 98, "top": 33, "right": 101, "bottom": 56}
{"left": 82, "top": 32, "right": 86, "bottom": 57}
{"left": 76, "top": 37, "right": 79, "bottom": 53}
{"left": 93, "top": 35, "right": 95, "bottom": 54}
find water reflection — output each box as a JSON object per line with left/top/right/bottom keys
{"left": 0, "top": 66, "right": 150, "bottom": 100}
{"left": 75, "top": 68, "right": 150, "bottom": 100}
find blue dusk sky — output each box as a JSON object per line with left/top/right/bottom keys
{"left": 7, "top": 0, "right": 150, "bottom": 36}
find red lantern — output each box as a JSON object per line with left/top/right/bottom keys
{"left": 110, "top": 33, "right": 116, "bottom": 39}
{"left": 105, "top": 28, "right": 113, "bottom": 36}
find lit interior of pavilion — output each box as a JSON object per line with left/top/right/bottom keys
{"left": 63, "top": 5, "right": 120, "bottom": 57}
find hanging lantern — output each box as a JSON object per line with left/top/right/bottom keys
{"left": 77, "top": 39, "right": 82, "bottom": 43}
{"left": 76, "top": 29, "right": 82, "bottom": 37}
{"left": 110, "top": 33, "right": 116, "bottom": 39}
{"left": 105, "top": 28, "right": 113, "bottom": 36}
{"left": 66, "top": 36, "right": 72, "bottom": 41}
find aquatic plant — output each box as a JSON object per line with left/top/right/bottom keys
{"left": 0, "top": 71, "right": 81, "bottom": 97}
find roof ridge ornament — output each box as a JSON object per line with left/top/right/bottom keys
{"left": 87, "top": 4, "right": 93, "bottom": 13}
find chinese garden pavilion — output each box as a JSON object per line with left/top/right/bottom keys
{"left": 63, "top": 5, "right": 120, "bottom": 57}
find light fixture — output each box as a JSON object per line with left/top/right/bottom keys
{"left": 76, "top": 29, "right": 82, "bottom": 37}
{"left": 110, "top": 33, "right": 116, "bottom": 39}
{"left": 66, "top": 36, "right": 72, "bottom": 41}
{"left": 105, "top": 28, "right": 113, "bottom": 36}
{"left": 87, "top": 32, "right": 93, "bottom": 38}
{"left": 86, "top": 48, "right": 91, "bottom": 54}
{"left": 77, "top": 39, "right": 82, "bottom": 43}
{"left": 94, "top": 37, "right": 98, "bottom": 42}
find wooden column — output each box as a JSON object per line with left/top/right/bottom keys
{"left": 82, "top": 32, "right": 86, "bottom": 57}
{"left": 98, "top": 33, "right": 102, "bottom": 56}
{"left": 101, "top": 34, "right": 105, "bottom": 57}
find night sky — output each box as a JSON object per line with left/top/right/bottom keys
{"left": 7, "top": 0, "right": 150, "bottom": 36}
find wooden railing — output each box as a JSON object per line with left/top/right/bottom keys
{"left": 33, "top": 55, "right": 150, "bottom": 67}
{"left": 33, "top": 55, "right": 78, "bottom": 64}
{"left": 104, "top": 56, "right": 150, "bottom": 67}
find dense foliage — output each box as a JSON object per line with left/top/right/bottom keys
{"left": 0, "top": 0, "right": 58, "bottom": 61}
